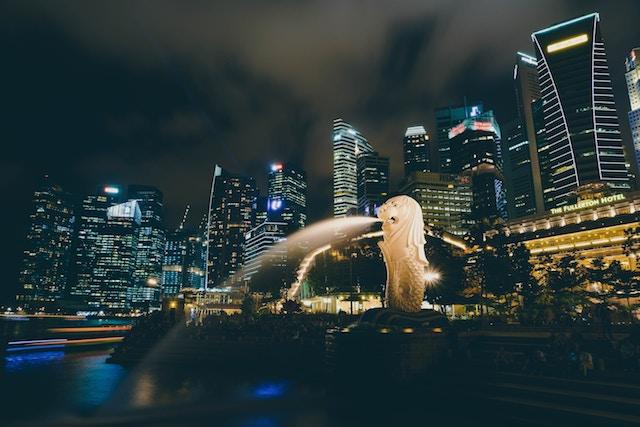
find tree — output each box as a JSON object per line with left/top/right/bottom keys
{"left": 585, "top": 257, "right": 616, "bottom": 331}
{"left": 541, "top": 253, "right": 587, "bottom": 325}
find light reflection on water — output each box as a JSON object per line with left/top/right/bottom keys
{"left": 2, "top": 349, "right": 126, "bottom": 424}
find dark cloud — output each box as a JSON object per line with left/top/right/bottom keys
{"left": 1, "top": 0, "right": 640, "bottom": 301}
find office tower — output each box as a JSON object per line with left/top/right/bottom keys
{"left": 403, "top": 126, "right": 431, "bottom": 176}
{"left": 243, "top": 220, "right": 288, "bottom": 291}
{"left": 91, "top": 200, "right": 141, "bottom": 312}
{"left": 626, "top": 48, "right": 640, "bottom": 176}
{"left": 532, "top": 13, "right": 630, "bottom": 208}
{"left": 254, "top": 195, "right": 268, "bottom": 226}
{"left": 267, "top": 162, "right": 307, "bottom": 232}
{"left": 69, "top": 185, "right": 123, "bottom": 309}
{"left": 16, "top": 176, "right": 75, "bottom": 310}
{"left": 399, "top": 172, "right": 473, "bottom": 236}
{"left": 435, "top": 102, "right": 484, "bottom": 172}
{"left": 127, "top": 185, "right": 164, "bottom": 310}
{"left": 206, "top": 165, "right": 257, "bottom": 288}
{"left": 503, "top": 119, "right": 538, "bottom": 218}
{"left": 162, "top": 229, "right": 205, "bottom": 296}
{"left": 504, "top": 52, "right": 544, "bottom": 217}
{"left": 332, "top": 118, "right": 373, "bottom": 217}
{"left": 448, "top": 110, "right": 508, "bottom": 221}
{"left": 357, "top": 151, "right": 390, "bottom": 216}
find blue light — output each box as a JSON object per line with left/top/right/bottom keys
{"left": 532, "top": 13, "right": 599, "bottom": 36}
{"left": 250, "top": 381, "right": 288, "bottom": 399}
{"left": 5, "top": 350, "right": 65, "bottom": 372}
{"left": 268, "top": 199, "right": 283, "bottom": 211}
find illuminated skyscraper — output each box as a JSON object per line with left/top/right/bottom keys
{"left": 435, "top": 102, "right": 483, "bottom": 172}
{"left": 128, "top": 185, "right": 164, "bottom": 310}
{"left": 399, "top": 172, "right": 472, "bottom": 236}
{"left": 267, "top": 162, "right": 307, "bottom": 231}
{"left": 625, "top": 48, "right": 640, "bottom": 176}
{"left": 502, "top": 52, "right": 544, "bottom": 218}
{"left": 357, "top": 151, "right": 389, "bottom": 216}
{"left": 242, "top": 220, "right": 288, "bottom": 292}
{"left": 68, "top": 185, "right": 123, "bottom": 309}
{"left": 332, "top": 118, "right": 373, "bottom": 217}
{"left": 206, "top": 165, "right": 257, "bottom": 288}
{"left": 162, "top": 229, "right": 205, "bottom": 296}
{"left": 532, "top": 13, "right": 630, "bottom": 208}
{"left": 16, "top": 176, "right": 75, "bottom": 310}
{"left": 91, "top": 200, "right": 141, "bottom": 312}
{"left": 449, "top": 110, "right": 508, "bottom": 221}
{"left": 403, "top": 126, "right": 431, "bottom": 176}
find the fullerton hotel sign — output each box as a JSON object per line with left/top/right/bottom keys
{"left": 550, "top": 193, "right": 626, "bottom": 215}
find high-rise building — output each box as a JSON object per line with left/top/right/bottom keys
{"left": 267, "top": 162, "right": 307, "bottom": 232}
{"left": 254, "top": 195, "right": 268, "bottom": 226}
{"left": 399, "top": 172, "right": 473, "bottom": 236}
{"left": 532, "top": 13, "right": 631, "bottom": 208}
{"left": 206, "top": 165, "right": 257, "bottom": 288}
{"left": 162, "top": 229, "right": 205, "bottom": 296}
{"left": 503, "top": 119, "right": 538, "bottom": 219}
{"left": 68, "top": 185, "right": 123, "bottom": 309}
{"left": 503, "top": 52, "right": 544, "bottom": 218}
{"left": 435, "top": 102, "right": 484, "bottom": 172}
{"left": 127, "top": 185, "right": 164, "bottom": 310}
{"left": 16, "top": 176, "right": 75, "bottom": 310}
{"left": 625, "top": 48, "right": 640, "bottom": 177}
{"left": 243, "top": 220, "right": 288, "bottom": 292}
{"left": 332, "top": 118, "right": 373, "bottom": 217}
{"left": 91, "top": 200, "right": 141, "bottom": 312}
{"left": 357, "top": 151, "right": 390, "bottom": 216}
{"left": 448, "top": 110, "right": 508, "bottom": 221}
{"left": 403, "top": 126, "right": 431, "bottom": 176}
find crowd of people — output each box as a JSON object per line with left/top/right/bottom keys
{"left": 492, "top": 329, "right": 640, "bottom": 378}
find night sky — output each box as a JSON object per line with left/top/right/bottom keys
{"left": 2, "top": 0, "right": 640, "bottom": 302}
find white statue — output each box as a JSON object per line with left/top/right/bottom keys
{"left": 377, "top": 195, "right": 429, "bottom": 313}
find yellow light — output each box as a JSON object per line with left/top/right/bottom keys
{"left": 379, "top": 328, "right": 390, "bottom": 334}
{"left": 547, "top": 34, "right": 588, "bottom": 53}
{"left": 432, "top": 327, "right": 443, "bottom": 333}
{"left": 402, "top": 327, "right": 414, "bottom": 334}
{"left": 169, "top": 301, "right": 177, "bottom": 309}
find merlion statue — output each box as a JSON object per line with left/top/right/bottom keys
{"left": 377, "top": 195, "right": 429, "bottom": 313}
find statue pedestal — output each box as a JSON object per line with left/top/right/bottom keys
{"left": 325, "top": 308, "right": 450, "bottom": 383}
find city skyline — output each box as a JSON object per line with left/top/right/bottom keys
{"left": 3, "top": 3, "right": 640, "bottom": 302}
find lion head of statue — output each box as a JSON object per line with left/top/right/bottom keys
{"left": 377, "top": 195, "right": 426, "bottom": 253}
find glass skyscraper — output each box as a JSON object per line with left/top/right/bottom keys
{"left": 162, "top": 228, "right": 205, "bottom": 296}
{"left": 357, "top": 151, "right": 390, "bottom": 217}
{"left": 403, "top": 126, "right": 431, "bottom": 176}
{"left": 532, "top": 13, "right": 630, "bottom": 208}
{"left": 16, "top": 176, "right": 75, "bottom": 310}
{"left": 448, "top": 110, "right": 508, "bottom": 221}
{"left": 69, "top": 185, "right": 123, "bottom": 310}
{"left": 625, "top": 48, "right": 640, "bottom": 177}
{"left": 206, "top": 165, "right": 257, "bottom": 288}
{"left": 435, "top": 102, "right": 484, "bottom": 173}
{"left": 128, "top": 185, "right": 164, "bottom": 311}
{"left": 332, "top": 118, "right": 373, "bottom": 217}
{"left": 242, "top": 220, "right": 288, "bottom": 292}
{"left": 91, "top": 200, "right": 141, "bottom": 312}
{"left": 502, "top": 52, "right": 544, "bottom": 218}
{"left": 267, "top": 162, "right": 307, "bottom": 232}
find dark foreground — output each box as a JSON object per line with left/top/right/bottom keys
{"left": 3, "top": 313, "right": 640, "bottom": 426}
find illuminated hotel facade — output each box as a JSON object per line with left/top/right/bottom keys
{"left": 490, "top": 191, "right": 640, "bottom": 270}
{"left": 532, "top": 13, "right": 631, "bottom": 209}
{"left": 332, "top": 118, "right": 373, "bottom": 217}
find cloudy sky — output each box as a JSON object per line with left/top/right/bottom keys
{"left": 1, "top": 0, "right": 639, "bottom": 300}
